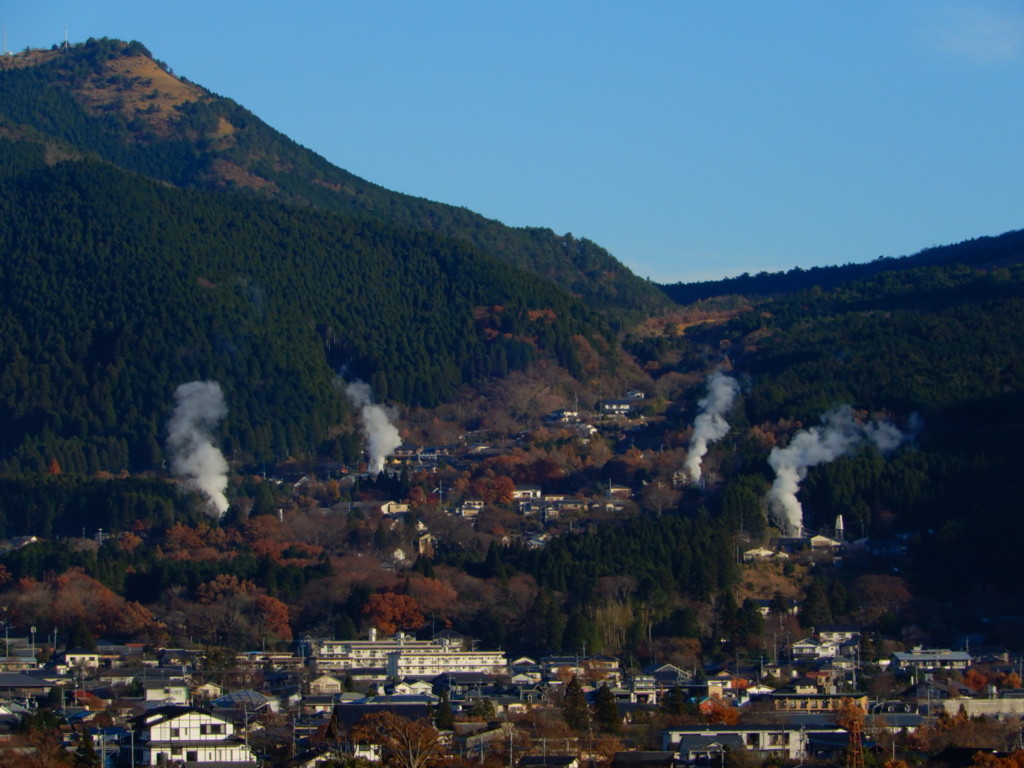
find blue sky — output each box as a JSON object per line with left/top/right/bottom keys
{"left": 6, "top": 2, "right": 1024, "bottom": 283}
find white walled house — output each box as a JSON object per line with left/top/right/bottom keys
{"left": 663, "top": 724, "right": 817, "bottom": 761}
{"left": 126, "top": 706, "right": 256, "bottom": 766}
{"left": 309, "top": 674, "right": 344, "bottom": 695}
{"left": 143, "top": 678, "right": 191, "bottom": 705}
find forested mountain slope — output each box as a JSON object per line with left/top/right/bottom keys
{"left": 0, "top": 38, "right": 664, "bottom": 312}
{"left": 637, "top": 260, "right": 1024, "bottom": 613}
{"left": 0, "top": 158, "right": 610, "bottom": 473}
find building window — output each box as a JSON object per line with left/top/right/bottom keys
{"left": 170, "top": 728, "right": 180, "bottom": 738}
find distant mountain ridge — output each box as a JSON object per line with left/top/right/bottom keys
{"left": 659, "top": 228, "right": 1024, "bottom": 304}
{"left": 0, "top": 38, "right": 664, "bottom": 312}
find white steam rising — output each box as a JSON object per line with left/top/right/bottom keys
{"left": 344, "top": 379, "right": 401, "bottom": 475}
{"left": 166, "top": 381, "right": 230, "bottom": 517}
{"left": 766, "top": 406, "right": 907, "bottom": 537}
{"left": 685, "top": 372, "right": 740, "bottom": 484}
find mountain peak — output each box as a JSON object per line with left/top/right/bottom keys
{"left": 0, "top": 37, "right": 666, "bottom": 311}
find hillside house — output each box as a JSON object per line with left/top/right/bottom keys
{"left": 607, "top": 485, "right": 632, "bottom": 500}
{"left": 379, "top": 501, "right": 409, "bottom": 517}
{"left": 453, "top": 500, "right": 483, "bottom": 518}
{"left": 809, "top": 534, "right": 844, "bottom": 552}
{"left": 540, "top": 656, "right": 585, "bottom": 682}
{"left": 764, "top": 689, "right": 868, "bottom": 713}
{"left": 309, "top": 675, "right": 344, "bottom": 696}
{"left": 143, "top": 678, "right": 190, "bottom": 706}
{"left": 124, "top": 705, "right": 256, "bottom": 766}
{"left": 391, "top": 678, "right": 435, "bottom": 696}
{"left": 889, "top": 647, "right": 972, "bottom": 673}
{"left": 642, "top": 663, "right": 694, "bottom": 687}
{"left": 791, "top": 637, "right": 840, "bottom": 660}
{"left": 512, "top": 486, "right": 542, "bottom": 500}
{"left": 751, "top": 597, "right": 799, "bottom": 617}
{"left": 600, "top": 399, "right": 640, "bottom": 416}
{"left": 61, "top": 649, "right": 101, "bottom": 671}
{"left": 817, "top": 625, "right": 861, "bottom": 644}
{"left": 0, "top": 654, "right": 39, "bottom": 672}
{"left": 193, "top": 681, "right": 223, "bottom": 701}
{"left": 663, "top": 724, "right": 814, "bottom": 762}
{"left": 544, "top": 410, "right": 580, "bottom": 424}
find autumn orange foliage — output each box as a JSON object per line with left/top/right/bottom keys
{"left": 972, "top": 750, "right": 1024, "bottom": 768}
{"left": 4, "top": 568, "right": 158, "bottom": 639}
{"left": 255, "top": 594, "right": 293, "bottom": 642}
{"left": 362, "top": 592, "right": 425, "bottom": 634}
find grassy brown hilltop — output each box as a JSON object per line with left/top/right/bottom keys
{"left": 71, "top": 54, "right": 209, "bottom": 132}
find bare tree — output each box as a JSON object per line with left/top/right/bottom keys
{"left": 640, "top": 479, "right": 681, "bottom": 517}
{"left": 350, "top": 712, "right": 445, "bottom": 768}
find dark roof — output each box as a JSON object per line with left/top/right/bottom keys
{"left": 211, "top": 689, "right": 271, "bottom": 708}
{"left": 433, "top": 672, "right": 498, "bottom": 686}
{"left": 610, "top": 752, "right": 676, "bottom": 768}
{"left": 142, "top": 678, "right": 187, "bottom": 689}
{"left": 329, "top": 702, "right": 431, "bottom": 731}
{"left": 432, "top": 629, "right": 465, "bottom": 641}
{"left": 0, "top": 671, "right": 64, "bottom": 689}
{"left": 519, "top": 756, "right": 578, "bottom": 768}
{"left": 130, "top": 705, "right": 220, "bottom": 727}
{"left": 677, "top": 734, "right": 745, "bottom": 753}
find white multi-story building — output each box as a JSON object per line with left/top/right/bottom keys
{"left": 125, "top": 706, "right": 256, "bottom": 766}
{"left": 307, "top": 629, "right": 507, "bottom": 677}
{"left": 385, "top": 645, "right": 506, "bottom": 678}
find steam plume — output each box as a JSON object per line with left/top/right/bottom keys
{"left": 166, "top": 381, "right": 230, "bottom": 517}
{"left": 684, "top": 372, "right": 740, "bottom": 484}
{"left": 766, "top": 406, "right": 906, "bottom": 536}
{"left": 344, "top": 379, "right": 401, "bottom": 475}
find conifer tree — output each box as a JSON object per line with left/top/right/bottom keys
{"left": 73, "top": 727, "right": 101, "bottom": 767}
{"left": 435, "top": 691, "right": 454, "bottom": 731}
{"left": 592, "top": 683, "right": 619, "bottom": 734}
{"left": 562, "top": 674, "right": 590, "bottom": 732}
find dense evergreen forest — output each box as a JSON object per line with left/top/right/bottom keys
{"left": 639, "top": 260, "right": 1024, "bottom": 617}
{"left": 0, "top": 37, "right": 664, "bottom": 312}
{"left": 0, "top": 156, "right": 613, "bottom": 472}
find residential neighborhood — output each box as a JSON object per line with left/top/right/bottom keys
{"left": 0, "top": 617, "right": 1020, "bottom": 767}
{"left": 0, "top": 388, "right": 1013, "bottom": 767}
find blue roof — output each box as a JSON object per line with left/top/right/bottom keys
{"left": 211, "top": 689, "right": 271, "bottom": 707}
